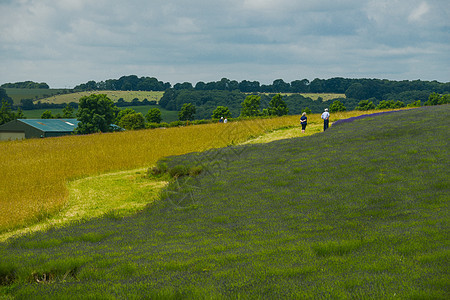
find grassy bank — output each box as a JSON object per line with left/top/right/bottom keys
{"left": 0, "top": 105, "right": 448, "bottom": 298}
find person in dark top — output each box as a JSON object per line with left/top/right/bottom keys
{"left": 300, "top": 112, "right": 307, "bottom": 133}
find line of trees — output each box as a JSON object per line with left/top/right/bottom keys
{"left": 1, "top": 81, "right": 49, "bottom": 89}
{"left": 159, "top": 89, "right": 355, "bottom": 118}
{"left": 74, "top": 75, "right": 171, "bottom": 92}
{"left": 73, "top": 76, "right": 450, "bottom": 101}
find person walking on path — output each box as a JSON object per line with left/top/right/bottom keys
{"left": 321, "top": 108, "right": 330, "bottom": 131}
{"left": 300, "top": 112, "right": 307, "bottom": 133}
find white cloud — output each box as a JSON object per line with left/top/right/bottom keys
{"left": 408, "top": 2, "right": 430, "bottom": 22}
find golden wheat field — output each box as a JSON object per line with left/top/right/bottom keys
{"left": 0, "top": 110, "right": 392, "bottom": 233}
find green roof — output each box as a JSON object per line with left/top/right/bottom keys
{"left": 18, "top": 119, "right": 80, "bottom": 132}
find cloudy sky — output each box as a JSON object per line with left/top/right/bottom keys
{"left": 1, "top": 0, "right": 449, "bottom": 88}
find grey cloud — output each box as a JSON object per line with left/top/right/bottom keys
{"left": 0, "top": 0, "right": 448, "bottom": 87}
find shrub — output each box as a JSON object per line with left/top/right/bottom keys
{"left": 169, "top": 120, "right": 185, "bottom": 127}
{"left": 118, "top": 113, "right": 145, "bottom": 130}
{"left": 355, "top": 100, "right": 375, "bottom": 110}
{"left": 329, "top": 100, "right": 346, "bottom": 113}
{"left": 301, "top": 107, "right": 312, "bottom": 114}
{"left": 169, "top": 165, "right": 189, "bottom": 178}
{"left": 145, "top": 108, "right": 162, "bottom": 123}
{"left": 149, "top": 162, "right": 168, "bottom": 176}
{"left": 146, "top": 122, "right": 161, "bottom": 129}
{"left": 188, "top": 166, "right": 203, "bottom": 176}
{"left": 212, "top": 106, "right": 231, "bottom": 119}
{"left": 407, "top": 100, "right": 421, "bottom": 107}
{"left": 376, "top": 100, "right": 405, "bottom": 109}
{"left": 0, "top": 262, "right": 16, "bottom": 285}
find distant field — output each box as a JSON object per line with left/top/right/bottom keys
{"left": 36, "top": 90, "right": 164, "bottom": 104}
{"left": 261, "top": 93, "right": 346, "bottom": 101}
{"left": 3, "top": 89, "right": 164, "bottom": 105}
{"left": 4, "top": 88, "right": 70, "bottom": 105}
{"left": 300, "top": 93, "right": 345, "bottom": 101}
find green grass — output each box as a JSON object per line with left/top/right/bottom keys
{"left": 0, "top": 105, "right": 448, "bottom": 299}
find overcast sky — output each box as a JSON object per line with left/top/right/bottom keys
{"left": 1, "top": 0, "right": 449, "bottom": 88}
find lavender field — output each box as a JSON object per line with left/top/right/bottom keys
{"left": 1, "top": 105, "right": 448, "bottom": 299}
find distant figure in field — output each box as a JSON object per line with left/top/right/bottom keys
{"left": 224, "top": 118, "right": 228, "bottom": 123}
{"left": 321, "top": 108, "right": 330, "bottom": 131}
{"left": 300, "top": 112, "right": 307, "bottom": 133}
{"left": 219, "top": 117, "right": 224, "bottom": 123}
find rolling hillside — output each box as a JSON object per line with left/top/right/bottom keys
{"left": 35, "top": 90, "right": 163, "bottom": 104}
{"left": 0, "top": 105, "right": 448, "bottom": 298}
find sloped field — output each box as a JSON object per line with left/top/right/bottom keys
{"left": 1, "top": 105, "right": 448, "bottom": 298}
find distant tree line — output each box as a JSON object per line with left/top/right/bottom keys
{"left": 73, "top": 76, "right": 450, "bottom": 101}
{"left": 1, "top": 81, "right": 50, "bottom": 89}
{"left": 115, "top": 98, "right": 157, "bottom": 107}
{"left": 74, "top": 75, "right": 171, "bottom": 91}
{"left": 159, "top": 89, "right": 367, "bottom": 118}
{"left": 19, "top": 99, "right": 79, "bottom": 110}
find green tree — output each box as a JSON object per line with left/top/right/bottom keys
{"left": 146, "top": 108, "right": 162, "bottom": 123}
{"left": 41, "top": 110, "right": 53, "bottom": 119}
{"left": 178, "top": 103, "right": 196, "bottom": 121}
{"left": 267, "top": 94, "right": 289, "bottom": 116}
{"left": 376, "top": 100, "right": 405, "bottom": 109}
{"left": 0, "top": 88, "right": 13, "bottom": 106}
{"left": 345, "top": 83, "right": 365, "bottom": 99}
{"left": 424, "top": 92, "right": 440, "bottom": 106}
{"left": 376, "top": 100, "right": 392, "bottom": 109}
{"left": 62, "top": 103, "right": 74, "bottom": 118}
{"left": 212, "top": 106, "right": 231, "bottom": 119}
{"left": 301, "top": 107, "right": 312, "bottom": 114}
{"left": 116, "top": 108, "right": 137, "bottom": 124}
{"left": 118, "top": 113, "right": 145, "bottom": 130}
{"left": 240, "top": 95, "right": 261, "bottom": 117}
{"left": 424, "top": 93, "right": 449, "bottom": 106}
{"left": 355, "top": 100, "right": 375, "bottom": 111}
{"left": 407, "top": 100, "right": 421, "bottom": 107}
{"left": 76, "top": 94, "right": 119, "bottom": 134}
{"left": 329, "top": 100, "right": 346, "bottom": 113}
{"left": 15, "top": 107, "right": 25, "bottom": 119}
{"left": 0, "top": 100, "right": 15, "bottom": 125}
{"left": 439, "top": 94, "right": 450, "bottom": 105}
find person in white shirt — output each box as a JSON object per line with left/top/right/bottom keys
{"left": 321, "top": 108, "right": 330, "bottom": 131}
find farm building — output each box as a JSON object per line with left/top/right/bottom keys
{"left": 0, "top": 119, "right": 80, "bottom": 141}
